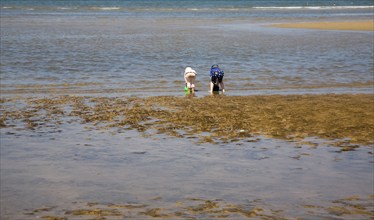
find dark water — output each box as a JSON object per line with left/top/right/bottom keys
{"left": 1, "top": 0, "right": 373, "bottom": 9}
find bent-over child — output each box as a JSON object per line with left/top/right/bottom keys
{"left": 209, "top": 64, "right": 225, "bottom": 94}
{"left": 184, "top": 67, "right": 197, "bottom": 93}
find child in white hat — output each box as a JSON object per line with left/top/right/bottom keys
{"left": 184, "top": 67, "right": 197, "bottom": 93}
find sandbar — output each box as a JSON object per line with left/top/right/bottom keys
{"left": 272, "top": 20, "right": 374, "bottom": 31}
{"left": 1, "top": 94, "right": 373, "bottom": 146}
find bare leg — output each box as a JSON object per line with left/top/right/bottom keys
{"left": 191, "top": 78, "right": 194, "bottom": 93}
{"left": 209, "top": 82, "right": 214, "bottom": 94}
{"left": 219, "top": 81, "right": 225, "bottom": 93}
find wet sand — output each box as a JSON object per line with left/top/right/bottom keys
{"left": 2, "top": 94, "right": 372, "bottom": 145}
{"left": 272, "top": 20, "right": 374, "bottom": 31}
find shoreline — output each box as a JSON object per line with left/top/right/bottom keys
{"left": 1, "top": 81, "right": 373, "bottom": 97}
{"left": 271, "top": 20, "right": 374, "bottom": 31}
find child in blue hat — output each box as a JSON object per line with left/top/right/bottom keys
{"left": 209, "top": 64, "right": 225, "bottom": 94}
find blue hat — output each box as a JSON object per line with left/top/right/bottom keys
{"left": 211, "top": 64, "right": 219, "bottom": 69}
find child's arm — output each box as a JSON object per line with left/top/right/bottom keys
{"left": 220, "top": 81, "right": 225, "bottom": 93}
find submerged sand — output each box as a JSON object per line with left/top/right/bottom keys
{"left": 272, "top": 20, "right": 374, "bottom": 31}
{"left": 19, "top": 196, "right": 374, "bottom": 220}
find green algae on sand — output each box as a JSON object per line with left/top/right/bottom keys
{"left": 25, "top": 195, "right": 374, "bottom": 220}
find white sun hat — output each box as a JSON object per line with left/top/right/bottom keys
{"left": 184, "top": 67, "right": 197, "bottom": 75}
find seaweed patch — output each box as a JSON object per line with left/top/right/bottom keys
{"left": 1, "top": 94, "right": 373, "bottom": 148}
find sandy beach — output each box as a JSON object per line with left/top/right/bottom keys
{"left": 272, "top": 20, "right": 374, "bottom": 31}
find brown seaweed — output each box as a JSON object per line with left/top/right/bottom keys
{"left": 1, "top": 94, "right": 373, "bottom": 148}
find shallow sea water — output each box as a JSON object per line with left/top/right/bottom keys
{"left": 1, "top": 8, "right": 373, "bottom": 96}
{"left": 1, "top": 118, "right": 373, "bottom": 219}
